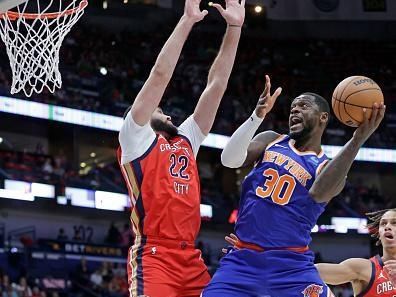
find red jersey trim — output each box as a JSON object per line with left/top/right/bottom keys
{"left": 356, "top": 259, "right": 376, "bottom": 297}
{"left": 117, "top": 136, "right": 158, "bottom": 205}
{"left": 177, "top": 134, "right": 193, "bottom": 151}
{"left": 133, "top": 135, "right": 159, "bottom": 162}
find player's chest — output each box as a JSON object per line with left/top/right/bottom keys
{"left": 252, "top": 152, "right": 316, "bottom": 189}
{"left": 371, "top": 272, "right": 396, "bottom": 296}
{"left": 153, "top": 139, "right": 196, "bottom": 178}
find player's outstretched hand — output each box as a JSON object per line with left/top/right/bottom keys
{"left": 353, "top": 102, "right": 385, "bottom": 145}
{"left": 221, "top": 233, "right": 239, "bottom": 254}
{"left": 210, "top": 0, "right": 245, "bottom": 27}
{"left": 184, "top": 0, "right": 208, "bottom": 23}
{"left": 255, "top": 75, "right": 282, "bottom": 119}
{"left": 384, "top": 260, "right": 396, "bottom": 286}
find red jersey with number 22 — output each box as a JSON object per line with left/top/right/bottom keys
{"left": 117, "top": 133, "right": 201, "bottom": 242}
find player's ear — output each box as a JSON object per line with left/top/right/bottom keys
{"left": 320, "top": 112, "right": 329, "bottom": 125}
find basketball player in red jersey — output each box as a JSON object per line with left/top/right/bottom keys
{"left": 315, "top": 208, "right": 396, "bottom": 296}
{"left": 223, "top": 209, "right": 396, "bottom": 296}
{"left": 117, "top": 0, "right": 245, "bottom": 295}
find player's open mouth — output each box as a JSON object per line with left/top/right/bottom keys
{"left": 384, "top": 233, "right": 394, "bottom": 240}
{"left": 290, "top": 116, "right": 303, "bottom": 129}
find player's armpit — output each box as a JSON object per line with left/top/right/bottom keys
{"left": 316, "top": 258, "right": 371, "bottom": 286}
{"left": 242, "top": 131, "right": 279, "bottom": 167}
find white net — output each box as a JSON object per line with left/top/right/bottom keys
{"left": 0, "top": 0, "right": 87, "bottom": 97}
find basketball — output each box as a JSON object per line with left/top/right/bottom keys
{"left": 332, "top": 76, "right": 384, "bottom": 127}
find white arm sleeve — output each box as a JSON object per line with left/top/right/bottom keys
{"left": 178, "top": 115, "right": 206, "bottom": 158}
{"left": 221, "top": 111, "right": 263, "bottom": 168}
{"left": 118, "top": 111, "right": 156, "bottom": 164}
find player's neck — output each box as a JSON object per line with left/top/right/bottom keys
{"left": 158, "top": 131, "right": 171, "bottom": 140}
{"left": 382, "top": 248, "right": 396, "bottom": 261}
{"left": 293, "top": 135, "right": 322, "bottom": 155}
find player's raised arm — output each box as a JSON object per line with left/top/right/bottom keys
{"left": 130, "top": 0, "right": 207, "bottom": 126}
{"left": 192, "top": 0, "right": 245, "bottom": 135}
{"left": 221, "top": 75, "right": 282, "bottom": 168}
{"left": 315, "top": 258, "right": 371, "bottom": 286}
{"left": 309, "top": 103, "right": 385, "bottom": 203}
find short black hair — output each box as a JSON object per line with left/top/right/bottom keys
{"left": 123, "top": 105, "right": 132, "bottom": 119}
{"left": 301, "top": 92, "right": 330, "bottom": 114}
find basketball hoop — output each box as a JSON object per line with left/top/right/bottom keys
{"left": 0, "top": 0, "right": 88, "bottom": 97}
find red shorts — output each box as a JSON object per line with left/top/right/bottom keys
{"left": 127, "top": 236, "right": 211, "bottom": 297}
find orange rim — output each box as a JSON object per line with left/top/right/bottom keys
{"left": 2, "top": 0, "right": 87, "bottom": 20}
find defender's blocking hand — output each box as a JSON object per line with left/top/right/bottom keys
{"left": 255, "top": 75, "right": 282, "bottom": 119}
{"left": 184, "top": 0, "right": 208, "bottom": 23}
{"left": 211, "top": 0, "right": 245, "bottom": 27}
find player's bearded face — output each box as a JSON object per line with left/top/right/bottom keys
{"left": 289, "top": 111, "right": 315, "bottom": 140}
{"left": 150, "top": 109, "right": 178, "bottom": 137}
{"left": 288, "top": 97, "right": 320, "bottom": 140}
{"left": 289, "top": 121, "right": 312, "bottom": 140}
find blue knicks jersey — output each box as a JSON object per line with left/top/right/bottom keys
{"left": 235, "top": 134, "right": 329, "bottom": 248}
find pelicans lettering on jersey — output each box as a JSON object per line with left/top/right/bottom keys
{"left": 203, "top": 134, "right": 333, "bottom": 297}
{"left": 358, "top": 255, "right": 396, "bottom": 297}
{"left": 118, "top": 132, "right": 210, "bottom": 297}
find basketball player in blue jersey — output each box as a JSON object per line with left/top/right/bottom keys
{"left": 202, "top": 75, "right": 385, "bottom": 297}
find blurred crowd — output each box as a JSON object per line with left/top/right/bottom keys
{"left": 0, "top": 21, "right": 394, "bottom": 146}
{"left": 0, "top": 259, "right": 128, "bottom": 297}
{"left": 1, "top": 146, "right": 394, "bottom": 223}
{"left": 0, "top": 274, "right": 60, "bottom": 297}
{"left": 0, "top": 244, "right": 357, "bottom": 297}
{"left": 72, "top": 259, "right": 128, "bottom": 297}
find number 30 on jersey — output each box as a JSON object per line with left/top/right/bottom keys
{"left": 255, "top": 168, "right": 296, "bottom": 205}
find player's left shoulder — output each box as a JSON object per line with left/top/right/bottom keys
{"left": 176, "top": 134, "right": 193, "bottom": 148}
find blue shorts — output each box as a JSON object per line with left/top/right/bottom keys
{"left": 202, "top": 248, "right": 333, "bottom": 297}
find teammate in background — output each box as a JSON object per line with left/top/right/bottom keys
{"left": 223, "top": 208, "right": 396, "bottom": 296}
{"left": 202, "top": 75, "right": 385, "bottom": 297}
{"left": 117, "top": 0, "right": 245, "bottom": 295}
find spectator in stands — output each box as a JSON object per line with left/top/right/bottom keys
{"left": 12, "top": 276, "right": 32, "bottom": 297}
{"left": 56, "top": 228, "right": 68, "bottom": 241}
{"left": 100, "top": 261, "right": 113, "bottom": 285}
{"left": 31, "top": 286, "right": 40, "bottom": 297}
{"left": 89, "top": 268, "right": 103, "bottom": 292}
{"left": 73, "top": 257, "right": 90, "bottom": 286}
{"left": 105, "top": 223, "right": 121, "bottom": 245}
{"left": 106, "top": 277, "right": 123, "bottom": 297}
{"left": 120, "top": 224, "right": 131, "bottom": 247}
{"left": 42, "top": 158, "right": 53, "bottom": 174}
{"left": 1, "top": 275, "right": 13, "bottom": 295}
{"left": 2, "top": 285, "right": 18, "bottom": 297}
{"left": 72, "top": 227, "right": 83, "bottom": 242}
